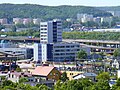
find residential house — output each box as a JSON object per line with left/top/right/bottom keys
{"left": 73, "top": 72, "right": 97, "bottom": 81}
{"left": 32, "top": 66, "right": 61, "bottom": 81}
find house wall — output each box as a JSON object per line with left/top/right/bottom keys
{"left": 61, "top": 71, "right": 83, "bottom": 80}
{"left": 47, "top": 68, "right": 61, "bottom": 81}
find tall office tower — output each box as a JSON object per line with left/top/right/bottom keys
{"left": 40, "top": 19, "right": 62, "bottom": 43}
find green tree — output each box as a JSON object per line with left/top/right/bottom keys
{"left": 112, "top": 78, "right": 120, "bottom": 90}
{"left": 11, "top": 25, "right": 17, "bottom": 32}
{"left": 2, "top": 80, "right": 15, "bottom": 87}
{"left": 101, "top": 22, "right": 110, "bottom": 28}
{"left": 97, "top": 72, "right": 110, "bottom": 81}
{"left": 39, "top": 84, "right": 51, "bottom": 90}
{"left": 15, "top": 67, "right": 21, "bottom": 72}
{"left": 77, "top": 49, "right": 87, "bottom": 60}
{"left": 19, "top": 77, "right": 28, "bottom": 83}
{"left": 91, "top": 79, "right": 110, "bottom": 90}
{"left": 113, "top": 48, "right": 120, "bottom": 58}
{"left": 60, "top": 72, "right": 69, "bottom": 82}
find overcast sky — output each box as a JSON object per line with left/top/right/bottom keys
{"left": 0, "top": 0, "right": 120, "bottom": 7}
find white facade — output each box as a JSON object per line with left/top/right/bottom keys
{"left": 101, "top": 17, "right": 113, "bottom": 23}
{"left": 23, "top": 18, "right": 32, "bottom": 25}
{"left": 34, "top": 42, "right": 82, "bottom": 62}
{"left": 77, "top": 14, "right": 93, "bottom": 23}
{"left": 34, "top": 44, "right": 41, "bottom": 62}
{"left": 13, "top": 18, "right": 23, "bottom": 24}
{"left": 33, "top": 18, "right": 40, "bottom": 25}
{"left": 0, "top": 18, "right": 7, "bottom": 24}
{"left": 40, "top": 19, "right": 62, "bottom": 43}
{"left": 112, "top": 59, "right": 119, "bottom": 69}
{"left": 118, "top": 70, "right": 120, "bottom": 78}
{"left": 93, "top": 17, "right": 101, "bottom": 24}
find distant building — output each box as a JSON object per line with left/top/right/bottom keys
{"left": 33, "top": 18, "right": 40, "bottom": 25}
{"left": 73, "top": 72, "right": 97, "bottom": 81}
{"left": 81, "top": 14, "right": 93, "bottom": 23}
{"left": 8, "top": 72, "right": 32, "bottom": 83}
{"left": 0, "top": 48, "right": 33, "bottom": 59}
{"left": 0, "top": 40, "right": 33, "bottom": 59}
{"left": 93, "top": 17, "right": 101, "bottom": 24}
{"left": 23, "top": 18, "right": 32, "bottom": 25}
{"left": 77, "top": 13, "right": 93, "bottom": 23}
{"left": 13, "top": 18, "right": 23, "bottom": 24}
{"left": 0, "top": 18, "right": 7, "bottom": 24}
{"left": 0, "top": 40, "right": 17, "bottom": 48}
{"left": 108, "top": 11, "right": 120, "bottom": 17}
{"left": 101, "top": 17, "right": 113, "bottom": 24}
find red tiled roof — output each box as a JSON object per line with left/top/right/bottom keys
{"left": 32, "top": 66, "right": 55, "bottom": 76}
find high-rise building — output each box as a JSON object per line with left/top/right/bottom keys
{"left": 34, "top": 19, "right": 90, "bottom": 63}
{"left": 40, "top": 19, "right": 62, "bottom": 43}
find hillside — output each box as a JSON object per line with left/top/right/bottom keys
{"left": 0, "top": 4, "right": 112, "bottom": 21}
{"left": 97, "top": 6, "right": 120, "bottom": 11}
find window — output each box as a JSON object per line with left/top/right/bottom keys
{"left": 50, "top": 73, "right": 52, "bottom": 76}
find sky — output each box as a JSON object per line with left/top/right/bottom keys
{"left": 0, "top": 0, "right": 120, "bottom": 7}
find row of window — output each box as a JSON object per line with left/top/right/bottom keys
{"left": 40, "top": 25, "right": 47, "bottom": 27}
{"left": 41, "top": 28, "right": 47, "bottom": 30}
{"left": 54, "top": 46, "right": 80, "bottom": 48}
{"left": 41, "top": 38, "right": 47, "bottom": 40}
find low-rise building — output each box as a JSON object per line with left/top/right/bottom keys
{"left": 73, "top": 72, "right": 97, "bottom": 81}
{"left": 8, "top": 72, "right": 32, "bottom": 83}
{"left": 32, "top": 66, "right": 61, "bottom": 81}
{"left": 112, "top": 59, "right": 119, "bottom": 69}
{"left": 0, "top": 18, "right": 8, "bottom": 24}
{"left": 61, "top": 71, "right": 83, "bottom": 80}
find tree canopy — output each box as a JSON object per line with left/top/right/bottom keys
{"left": 77, "top": 49, "right": 87, "bottom": 60}
{"left": 0, "top": 4, "right": 112, "bottom": 21}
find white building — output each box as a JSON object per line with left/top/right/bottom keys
{"left": 34, "top": 42, "right": 81, "bottom": 62}
{"left": 0, "top": 40, "right": 33, "bottom": 59}
{"left": 77, "top": 13, "right": 93, "bottom": 23}
{"left": 23, "top": 18, "right": 32, "bottom": 25}
{"left": 34, "top": 19, "right": 90, "bottom": 62}
{"left": 101, "top": 17, "right": 113, "bottom": 24}
{"left": 33, "top": 18, "right": 40, "bottom": 25}
{"left": 112, "top": 59, "right": 119, "bottom": 69}
{"left": 118, "top": 70, "right": 120, "bottom": 78}
{"left": 93, "top": 17, "right": 101, "bottom": 24}
{"left": 40, "top": 19, "right": 62, "bottom": 43}
{"left": 13, "top": 18, "right": 23, "bottom": 24}
{"left": 73, "top": 73, "right": 97, "bottom": 81}
{"left": 0, "top": 48, "right": 33, "bottom": 59}
{"left": 0, "top": 18, "right": 7, "bottom": 24}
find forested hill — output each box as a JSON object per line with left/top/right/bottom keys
{"left": 97, "top": 6, "right": 120, "bottom": 11}
{"left": 0, "top": 4, "right": 112, "bottom": 20}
